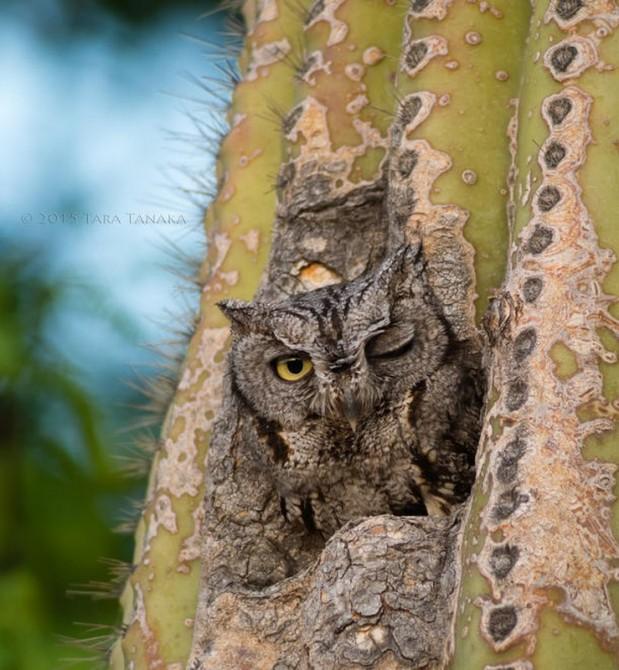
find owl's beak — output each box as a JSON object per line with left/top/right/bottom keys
{"left": 342, "top": 392, "right": 362, "bottom": 432}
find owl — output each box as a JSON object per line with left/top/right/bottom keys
{"left": 219, "top": 245, "right": 484, "bottom": 538}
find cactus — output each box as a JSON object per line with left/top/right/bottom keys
{"left": 111, "top": 1, "right": 619, "bottom": 668}
{"left": 451, "top": 1, "right": 619, "bottom": 666}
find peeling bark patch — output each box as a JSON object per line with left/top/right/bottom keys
{"left": 296, "top": 261, "right": 342, "bottom": 290}
{"left": 304, "top": 0, "right": 348, "bottom": 47}
{"left": 245, "top": 39, "right": 291, "bottom": 81}
{"left": 387, "top": 92, "right": 476, "bottom": 340}
{"left": 546, "top": 97, "right": 572, "bottom": 126}
{"left": 522, "top": 277, "right": 542, "bottom": 303}
{"left": 513, "top": 328, "right": 537, "bottom": 362}
{"left": 151, "top": 325, "right": 229, "bottom": 566}
{"left": 130, "top": 584, "right": 163, "bottom": 667}
{"left": 486, "top": 606, "right": 518, "bottom": 642}
{"left": 298, "top": 50, "right": 331, "bottom": 86}
{"left": 143, "top": 494, "right": 178, "bottom": 554}
{"left": 489, "top": 544, "right": 520, "bottom": 579}
{"left": 281, "top": 96, "right": 388, "bottom": 211}
{"left": 257, "top": 0, "right": 278, "bottom": 23}
{"left": 159, "top": 330, "right": 229, "bottom": 497}
{"left": 346, "top": 94, "right": 369, "bottom": 115}
{"left": 536, "top": 185, "right": 561, "bottom": 212}
{"left": 526, "top": 225, "right": 554, "bottom": 255}
{"left": 543, "top": 141, "right": 566, "bottom": 169}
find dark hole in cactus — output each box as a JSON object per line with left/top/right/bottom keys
{"left": 537, "top": 185, "right": 561, "bottom": 212}
{"left": 277, "top": 162, "right": 296, "bottom": 194}
{"left": 496, "top": 436, "right": 526, "bottom": 483}
{"left": 487, "top": 606, "right": 518, "bottom": 642}
{"left": 547, "top": 97, "right": 573, "bottom": 125}
{"left": 493, "top": 488, "right": 529, "bottom": 520}
{"left": 305, "top": 0, "right": 325, "bottom": 25}
{"left": 550, "top": 44, "right": 578, "bottom": 73}
{"left": 296, "top": 54, "right": 316, "bottom": 81}
{"left": 396, "top": 150, "right": 418, "bottom": 179}
{"left": 522, "top": 277, "right": 543, "bottom": 303}
{"left": 411, "top": 0, "right": 433, "bottom": 11}
{"left": 526, "top": 225, "right": 554, "bottom": 254}
{"left": 505, "top": 379, "right": 529, "bottom": 411}
{"left": 543, "top": 141, "right": 566, "bottom": 169}
{"left": 283, "top": 105, "right": 303, "bottom": 135}
{"left": 489, "top": 544, "right": 520, "bottom": 579}
{"left": 405, "top": 41, "right": 429, "bottom": 71}
{"left": 513, "top": 328, "right": 537, "bottom": 363}
{"left": 556, "top": 0, "right": 584, "bottom": 20}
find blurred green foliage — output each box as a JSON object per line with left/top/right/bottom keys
{"left": 0, "top": 240, "right": 154, "bottom": 669}
{"left": 6, "top": 0, "right": 222, "bottom": 34}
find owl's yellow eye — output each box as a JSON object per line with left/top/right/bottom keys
{"left": 274, "top": 356, "right": 313, "bottom": 382}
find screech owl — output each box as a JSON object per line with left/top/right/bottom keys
{"left": 219, "top": 245, "right": 484, "bottom": 539}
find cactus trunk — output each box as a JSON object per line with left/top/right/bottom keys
{"left": 451, "top": 1, "right": 619, "bottom": 666}
{"left": 111, "top": 1, "right": 619, "bottom": 668}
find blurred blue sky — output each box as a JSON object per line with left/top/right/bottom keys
{"left": 1, "top": 0, "right": 227, "bottom": 381}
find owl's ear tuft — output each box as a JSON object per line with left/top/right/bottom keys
{"left": 217, "top": 299, "right": 258, "bottom": 330}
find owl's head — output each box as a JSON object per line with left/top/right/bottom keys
{"left": 219, "top": 245, "right": 450, "bottom": 431}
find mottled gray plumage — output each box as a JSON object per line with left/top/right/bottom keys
{"left": 219, "top": 245, "right": 484, "bottom": 538}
